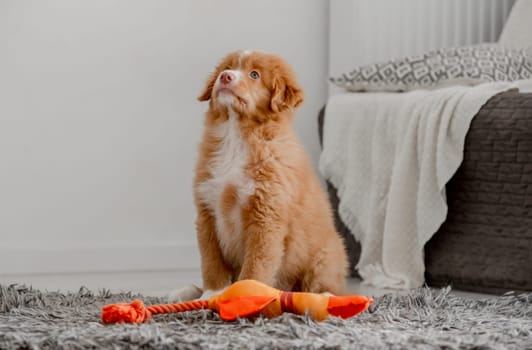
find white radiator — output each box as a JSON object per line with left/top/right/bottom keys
{"left": 329, "top": 0, "right": 515, "bottom": 83}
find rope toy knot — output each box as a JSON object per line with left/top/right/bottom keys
{"left": 101, "top": 299, "right": 151, "bottom": 324}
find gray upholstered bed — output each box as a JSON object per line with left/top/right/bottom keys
{"left": 319, "top": 91, "right": 532, "bottom": 294}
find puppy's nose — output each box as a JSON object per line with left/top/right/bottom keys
{"left": 220, "top": 71, "right": 235, "bottom": 85}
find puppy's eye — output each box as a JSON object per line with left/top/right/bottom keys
{"left": 249, "top": 70, "right": 260, "bottom": 80}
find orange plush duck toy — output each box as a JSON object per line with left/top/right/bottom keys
{"left": 101, "top": 279, "right": 373, "bottom": 324}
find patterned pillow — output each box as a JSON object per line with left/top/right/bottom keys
{"left": 330, "top": 44, "right": 532, "bottom": 92}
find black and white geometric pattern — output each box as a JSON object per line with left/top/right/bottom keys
{"left": 331, "top": 44, "right": 532, "bottom": 92}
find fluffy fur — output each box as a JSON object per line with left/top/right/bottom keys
{"left": 194, "top": 50, "right": 348, "bottom": 295}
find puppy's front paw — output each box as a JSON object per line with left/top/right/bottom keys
{"left": 200, "top": 288, "right": 226, "bottom": 300}
{"left": 167, "top": 284, "right": 203, "bottom": 303}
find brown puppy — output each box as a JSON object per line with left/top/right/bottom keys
{"left": 194, "top": 50, "right": 347, "bottom": 296}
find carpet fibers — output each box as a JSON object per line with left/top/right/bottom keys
{"left": 0, "top": 284, "right": 531, "bottom": 349}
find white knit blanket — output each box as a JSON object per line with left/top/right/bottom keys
{"left": 319, "top": 82, "right": 523, "bottom": 289}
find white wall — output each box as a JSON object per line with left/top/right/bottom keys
{"left": 0, "top": 0, "right": 329, "bottom": 274}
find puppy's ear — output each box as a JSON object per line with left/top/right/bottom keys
{"left": 270, "top": 75, "right": 304, "bottom": 113}
{"left": 198, "top": 72, "right": 218, "bottom": 102}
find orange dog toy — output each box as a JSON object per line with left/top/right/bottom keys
{"left": 101, "top": 279, "right": 373, "bottom": 324}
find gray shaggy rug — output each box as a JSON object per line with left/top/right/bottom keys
{"left": 0, "top": 284, "right": 531, "bottom": 350}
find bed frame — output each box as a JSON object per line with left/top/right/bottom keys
{"left": 319, "top": 91, "right": 532, "bottom": 294}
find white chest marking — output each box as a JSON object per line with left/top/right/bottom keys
{"left": 197, "top": 109, "right": 255, "bottom": 263}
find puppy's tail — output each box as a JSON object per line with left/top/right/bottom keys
{"left": 167, "top": 284, "right": 204, "bottom": 303}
